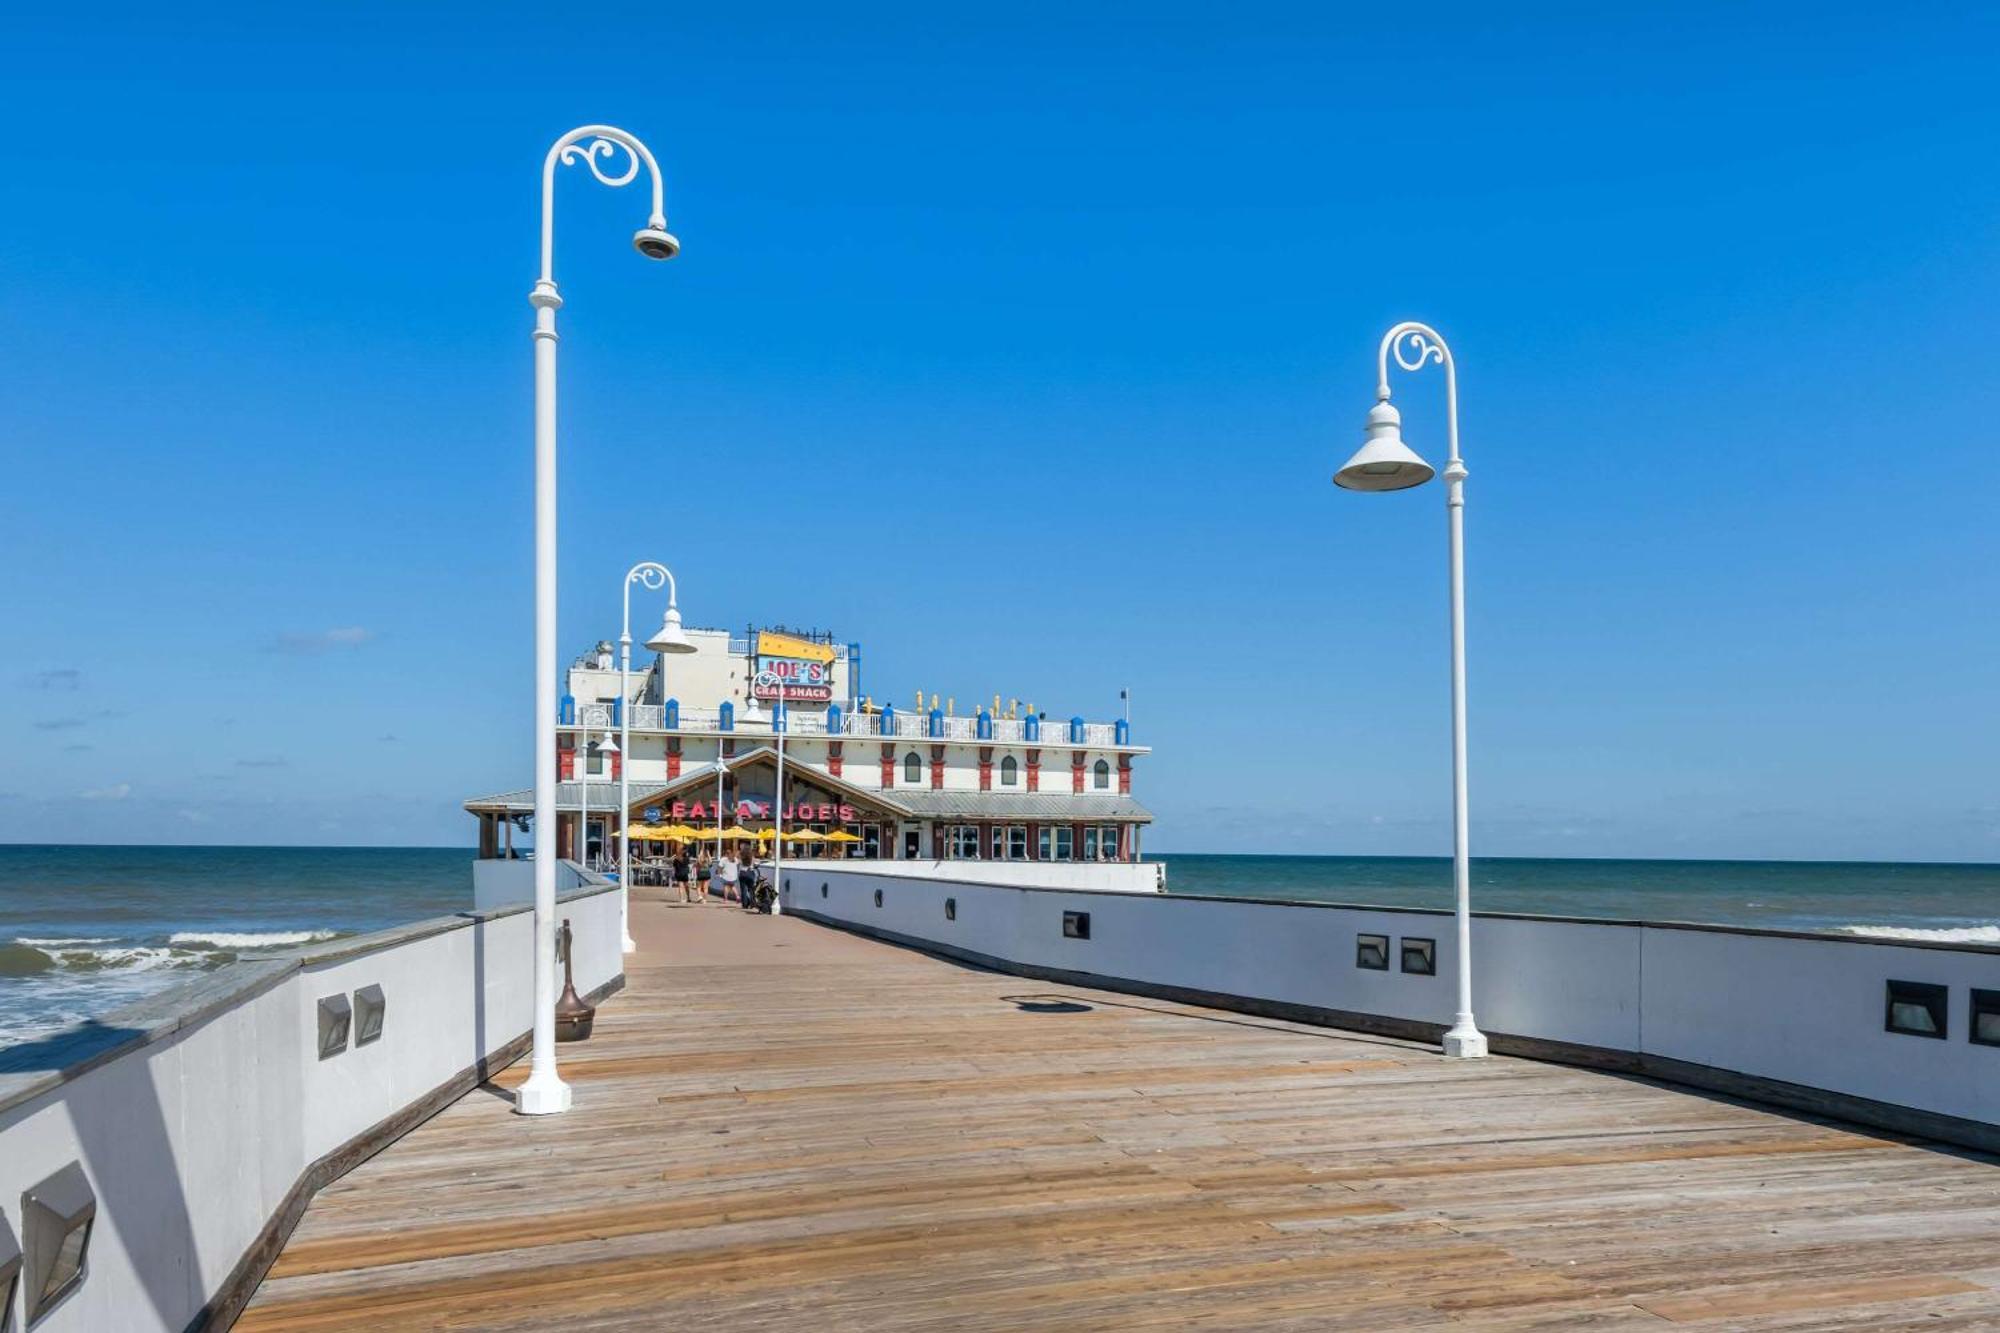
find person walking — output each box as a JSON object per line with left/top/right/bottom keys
{"left": 719, "top": 849, "right": 740, "bottom": 905}
{"left": 672, "top": 848, "right": 693, "bottom": 903}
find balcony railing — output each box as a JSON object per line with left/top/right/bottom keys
{"left": 591, "top": 706, "right": 1123, "bottom": 748}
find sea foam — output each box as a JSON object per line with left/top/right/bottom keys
{"left": 168, "top": 929, "right": 339, "bottom": 949}
{"left": 1838, "top": 924, "right": 2000, "bottom": 944}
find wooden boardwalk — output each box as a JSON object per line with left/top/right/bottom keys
{"left": 239, "top": 899, "right": 2000, "bottom": 1331}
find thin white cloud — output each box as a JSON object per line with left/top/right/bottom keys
{"left": 271, "top": 626, "right": 376, "bottom": 656}
{"left": 78, "top": 783, "right": 132, "bottom": 801}
{"left": 26, "top": 669, "right": 81, "bottom": 691}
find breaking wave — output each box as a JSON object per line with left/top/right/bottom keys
{"left": 167, "top": 929, "right": 339, "bottom": 949}
{"left": 1838, "top": 923, "right": 2000, "bottom": 945}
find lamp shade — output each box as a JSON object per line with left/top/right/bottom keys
{"left": 737, "top": 696, "right": 769, "bottom": 725}
{"left": 1334, "top": 400, "right": 1435, "bottom": 492}
{"left": 645, "top": 605, "right": 696, "bottom": 655}
{"left": 599, "top": 732, "right": 619, "bottom": 755}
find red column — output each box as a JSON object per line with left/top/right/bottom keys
{"left": 1071, "top": 751, "right": 1086, "bottom": 794}
{"left": 828, "top": 741, "right": 844, "bottom": 779}
{"left": 1118, "top": 755, "right": 1132, "bottom": 795}
{"left": 977, "top": 746, "right": 993, "bottom": 791}
{"left": 880, "top": 743, "right": 895, "bottom": 787}
{"left": 667, "top": 737, "right": 682, "bottom": 780}
{"left": 558, "top": 736, "right": 575, "bottom": 781}
{"left": 1025, "top": 749, "right": 1040, "bottom": 792}
{"left": 610, "top": 749, "right": 622, "bottom": 781}
{"left": 930, "top": 745, "right": 945, "bottom": 790}
{"left": 1027, "top": 823, "right": 1039, "bottom": 859}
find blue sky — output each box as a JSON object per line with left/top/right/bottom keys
{"left": 2, "top": 3, "right": 1995, "bottom": 859}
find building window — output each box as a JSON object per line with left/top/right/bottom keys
{"left": 950, "top": 825, "right": 981, "bottom": 858}
{"left": 586, "top": 742, "right": 605, "bottom": 776}
{"left": 1000, "top": 755, "right": 1018, "bottom": 786}
{"left": 1054, "top": 826, "right": 1075, "bottom": 860}
{"left": 1007, "top": 825, "right": 1028, "bottom": 860}
{"left": 1037, "top": 826, "right": 1051, "bottom": 859}
{"left": 904, "top": 752, "right": 922, "bottom": 784}
{"left": 1083, "top": 826, "right": 1100, "bottom": 860}
{"left": 1093, "top": 759, "right": 1110, "bottom": 789}
{"left": 1099, "top": 825, "right": 1121, "bottom": 860}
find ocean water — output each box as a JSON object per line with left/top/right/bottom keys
{"left": 0, "top": 845, "right": 469, "bottom": 1045}
{"left": 1157, "top": 853, "right": 2000, "bottom": 939}
{"left": 3, "top": 845, "right": 1996, "bottom": 1050}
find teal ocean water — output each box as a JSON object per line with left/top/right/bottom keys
{"left": 1156, "top": 853, "right": 2000, "bottom": 938}
{"left": 2, "top": 845, "right": 1996, "bottom": 1047}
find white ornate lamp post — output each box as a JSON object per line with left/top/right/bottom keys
{"left": 739, "top": 672, "right": 786, "bottom": 916}
{"left": 519, "top": 125, "right": 678, "bottom": 1119}
{"left": 618, "top": 562, "right": 695, "bottom": 952}
{"left": 1334, "top": 321, "right": 1488, "bottom": 1060}
{"left": 576, "top": 703, "right": 614, "bottom": 876}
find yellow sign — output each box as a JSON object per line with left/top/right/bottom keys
{"left": 758, "top": 630, "right": 836, "bottom": 665}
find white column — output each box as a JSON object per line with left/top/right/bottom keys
{"left": 618, "top": 634, "right": 636, "bottom": 952}
{"left": 516, "top": 274, "right": 571, "bottom": 1116}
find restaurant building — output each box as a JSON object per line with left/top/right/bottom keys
{"left": 464, "top": 625, "right": 1150, "bottom": 865}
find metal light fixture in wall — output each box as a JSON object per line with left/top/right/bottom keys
{"left": 318, "top": 993, "right": 353, "bottom": 1059}
{"left": 1062, "top": 911, "right": 1091, "bottom": 940}
{"left": 1885, "top": 979, "right": 1948, "bottom": 1038}
{"left": 353, "top": 984, "right": 387, "bottom": 1047}
{"left": 1400, "top": 938, "right": 1437, "bottom": 976}
{"left": 0, "top": 1211, "right": 20, "bottom": 1333}
{"left": 945, "top": 897, "right": 956, "bottom": 921}
{"left": 1355, "top": 934, "right": 1389, "bottom": 971}
{"left": 22, "top": 1163, "right": 94, "bottom": 1323}
{"left": 1971, "top": 989, "right": 2000, "bottom": 1048}
{"left": 874, "top": 889, "right": 883, "bottom": 907}
{"left": 821, "top": 882, "right": 828, "bottom": 898}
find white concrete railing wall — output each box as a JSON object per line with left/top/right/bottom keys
{"left": 813, "top": 858, "right": 1163, "bottom": 894}
{"left": 782, "top": 866, "right": 1998, "bottom": 1139}
{"left": 0, "top": 884, "right": 623, "bottom": 1333}
{"left": 471, "top": 856, "right": 601, "bottom": 911}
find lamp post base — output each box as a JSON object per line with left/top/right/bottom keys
{"left": 514, "top": 1073, "right": 573, "bottom": 1116}
{"left": 1441, "top": 1022, "right": 1489, "bottom": 1060}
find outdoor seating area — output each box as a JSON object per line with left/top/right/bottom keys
{"left": 619, "top": 824, "right": 865, "bottom": 885}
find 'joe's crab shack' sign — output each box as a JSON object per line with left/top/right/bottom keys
{"left": 752, "top": 629, "right": 836, "bottom": 702}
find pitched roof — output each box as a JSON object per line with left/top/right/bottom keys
{"left": 885, "top": 791, "right": 1151, "bottom": 821}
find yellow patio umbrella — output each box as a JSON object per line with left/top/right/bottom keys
{"left": 718, "top": 824, "right": 759, "bottom": 840}
{"left": 781, "top": 828, "right": 826, "bottom": 843}
{"left": 628, "top": 825, "right": 672, "bottom": 842}
{"left": 659, "top": 823, "right": 700, "bottom": 839}
{"left": 822, "top": 829, "right": 863, "bottom": 844}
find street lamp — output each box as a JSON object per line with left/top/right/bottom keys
{"left": 744, "top": 670, "right": 788, "bottom": 916}
{"left": 1333, "top": 321, "right": 1488, "bottom": 1060}
{"left": 618, "top": 562, "right": 695, "bottom": 953}
{"left": 576, "top": 702, "right": 614, "bottom": 878}
{"left": 520, "top": 125, "right": 677, "bottom": 1119}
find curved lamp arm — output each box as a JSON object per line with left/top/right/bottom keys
{"left": 540, "top": 125, "right": 668, "bottom": 285}
{"left": 1376, "top": 320, "right": 1461, "bottom": 468}
{"left": 619, "top": 561, "right": 680, "bottom": 644}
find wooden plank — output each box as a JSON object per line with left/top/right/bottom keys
{"left": 234, "top": 901, "right": 2000, "bottom": 1332}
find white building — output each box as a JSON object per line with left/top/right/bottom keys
{"left": 466, "top": 625, "right": 1150, "bottom": 865}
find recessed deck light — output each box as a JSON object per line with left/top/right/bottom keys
{"left": 318, "top": 993, "right": 353, "bottom": 1059}
{"left": 1885, "top": 980, "right": 1948, "bottom": 1039}
{"left": 22, "top": 1163, "right": 94, "bottom": 1323}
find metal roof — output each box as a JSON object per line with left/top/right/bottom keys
{"left": 462, "top": 778, "right": 692, "bottom": 815}
{"left": 885, "top": 791, "right": 1151, "bottom": 821}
